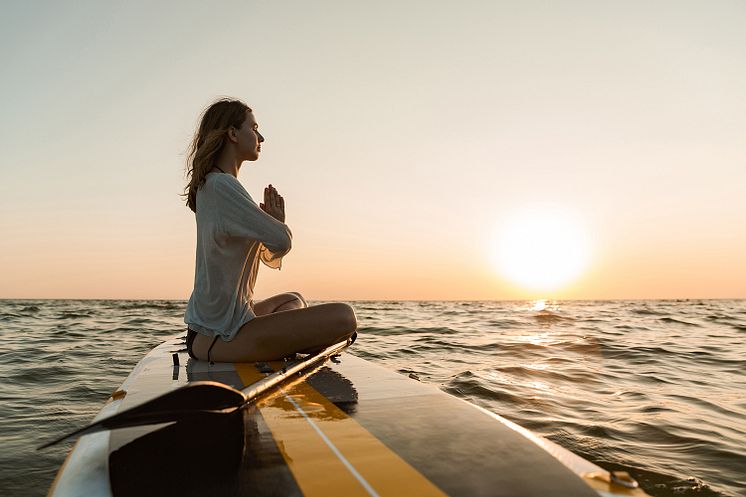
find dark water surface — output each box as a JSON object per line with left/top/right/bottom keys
{"left": 0, "top": 300, "right": 744, "bottom": 496}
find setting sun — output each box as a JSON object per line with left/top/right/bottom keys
{"left": 492, "top": 206, "right": 591, "bottom": 291}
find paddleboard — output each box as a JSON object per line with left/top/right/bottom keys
{"left": 47, "top": 334, "right": 649, "bottom": 497}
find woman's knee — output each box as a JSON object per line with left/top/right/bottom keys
{"left": 256, "top": 292, "right": 308, "bottom": 314}
{"left": 326, "top": 302, "right": 357, "bottom": 332}
{"left": 288, "top": 291, "right": 308, "bottom": 307}
{"left": 273, "top": 292, "right": 307, "bottom": 312}
{"left": 274, "top": 298, "right": 304, "bottom": 312}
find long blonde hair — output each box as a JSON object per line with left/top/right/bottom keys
{"left": 183, "top": 98, "right": 252, "bottom": 212}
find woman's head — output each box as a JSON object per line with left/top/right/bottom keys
{"left": 183, "top": 98, "right": 264, "bottom": 212}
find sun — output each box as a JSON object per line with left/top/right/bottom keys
{"left": 491, "top": 206, "right": 591, "bottom": 291}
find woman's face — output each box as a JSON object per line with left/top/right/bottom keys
{"left": 234, "top": 110, "right": 265, "bottom": 161}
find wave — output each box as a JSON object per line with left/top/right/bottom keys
{"left": 632, "top": 308, "right": 666, "bottom": 316}
{"left": 533, "top": 310, "right": 574, "bottom": 322}
{"left": 659, "top": 317, "right": 702, "bottom": 327}
{"left": 495, "top": 364, "right": 601, "bottom": 384}
{"left": 57, "top": 310, "right": 95, "bottom": 319}
{"left": 358, "top": 325, "right": 459, "bottom": 336}
{"left": 112, "top": 301, "right": 184, "bottom": 311}
{"left": 445, "top": 373, "right": 530, "bottom": 406}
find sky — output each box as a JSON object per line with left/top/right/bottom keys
{"left": 0, "top": 0, "right": 744, "bottom": 300}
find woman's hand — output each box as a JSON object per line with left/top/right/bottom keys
{"left": 260, "top": 184, "right": 285, "bottom": 223}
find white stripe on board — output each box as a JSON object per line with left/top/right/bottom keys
{"left": 280, "top": 387, "right": 381, "bottom": 497}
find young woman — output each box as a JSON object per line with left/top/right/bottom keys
{"left": 182, "top": 98, "right": 357, "bottom": 362}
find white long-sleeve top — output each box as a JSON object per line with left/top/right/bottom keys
{"left": 184, "top": 171, "right": 292, "bottom": 341}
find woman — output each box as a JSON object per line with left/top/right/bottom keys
{"left": 182, "top": 98, "right": 357, "bottom": 362}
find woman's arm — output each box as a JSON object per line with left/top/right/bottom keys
{"left": 212, "top": 175, "right": 292, "bottom": 255}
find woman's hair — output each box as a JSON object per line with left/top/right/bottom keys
{"left": 182, "top": 97, "right": 252, "bottom": 212}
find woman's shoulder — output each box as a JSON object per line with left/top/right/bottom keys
{"left": 205, "top": 171, "right": 233, "bottom": 184}
{"left": 204, "top": 173, "right": 253, "bottom": 201}
{"left": 205, "top": 172, "right": 240, "bottom": 190}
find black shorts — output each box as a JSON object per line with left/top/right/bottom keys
{"left": 185, "top": 328, "right": 220, "bottom": 363}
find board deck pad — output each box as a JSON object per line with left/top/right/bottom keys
{"left": 101, "top": 336, "right": 601, "bottom": 497}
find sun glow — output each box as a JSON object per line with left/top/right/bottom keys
{"left": 492, "top": 206, "right": 591, "bottom": 291}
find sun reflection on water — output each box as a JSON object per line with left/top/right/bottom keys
{"left": 517, "top": 332, "right": 555, "bottom": 347}
{"left": 528, "top": 380, "right": 551, "bottom": 392}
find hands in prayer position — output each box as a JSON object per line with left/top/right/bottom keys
{"left": 260, "top": 184, "right": 285, "bottom": 223}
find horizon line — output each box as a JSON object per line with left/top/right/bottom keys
{"left": 1, "top": 297, "right": 744, "bottom": 302}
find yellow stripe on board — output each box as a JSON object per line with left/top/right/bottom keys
{"left": 235, "top": 363, "right": 449, "bottom": 497}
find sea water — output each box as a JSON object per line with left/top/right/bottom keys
{"left": 0, "top": 299, "right": 744, "bottom": 497}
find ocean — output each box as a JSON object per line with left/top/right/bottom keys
{"left": 0, "top": 299, "right": 744, "bottom": 496}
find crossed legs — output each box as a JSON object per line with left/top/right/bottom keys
{"left": 191, "top": 292, "right": 357, "bottom": 362}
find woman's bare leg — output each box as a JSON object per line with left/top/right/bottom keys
{"left": 192, "top": 302, "right": 357, "bottom": 362}
{"left": 253, "top": 292, "right": 308, "bottom": 316}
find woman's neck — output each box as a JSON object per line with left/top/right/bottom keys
{"left": 212, "top": 164, "right": 239, "bottom": 177}
{"left": 213, "top": 147, "right": 241, "bottom": 177}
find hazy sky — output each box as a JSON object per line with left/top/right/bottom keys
{"left": 1, "top": 0, "right": 744, "bottom": 300}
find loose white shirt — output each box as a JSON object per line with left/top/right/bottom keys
{"left": 184, "top": 172, "right": 292, "bottom": 341}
